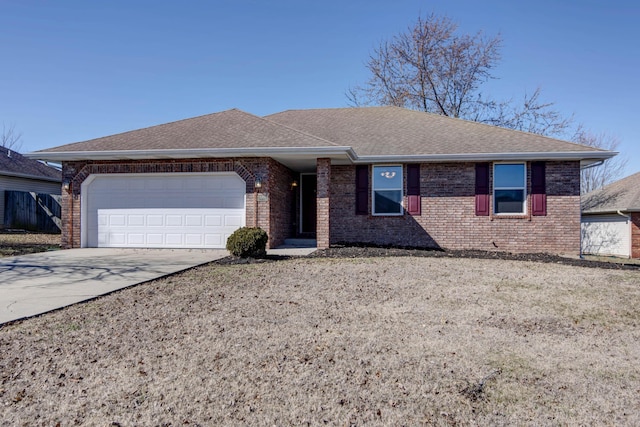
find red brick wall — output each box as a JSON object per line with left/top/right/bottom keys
{"left": 329, "top": 161, "right": 582, "bottom": 255}
{"left": 316, "top": 158, "right": 331, "bottom": 249}
{"left": 631, "top": 213, "right": 640, "bottom": 259}
{"left": 266, "top": 159, "right": 296, "bottom": 248}
{"left": 60, "top": 158, "right": 293, "bottom": 249}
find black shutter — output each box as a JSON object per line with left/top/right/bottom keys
{"left": 355, "top": 165, "right": 368, "bottom": 215}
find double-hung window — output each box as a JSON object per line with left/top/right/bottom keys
{"left": 493, "top": 163, "right": 526, "bottom": 214}
{"left": 372, "top": 165, "right": 403, "bottom": 215}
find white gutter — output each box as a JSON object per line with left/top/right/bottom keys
{"left": 354, "top": 151, "right": 617, "bottom": 164}
{"left": 24, "top": 146, "right": 358, "bottom": 162}
{"left": 25, "top": 147, "right": 614, "bottom": 164}
{"left": 580, "top": 159, "right": 604, "bottom": 170}
{"left": 0, "top": 170, "right": 61, "bottom": 183}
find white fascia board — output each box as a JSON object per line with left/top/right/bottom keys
{"left": 25, "top": 147, "right": 614, "bottom": 165}
{"left": 24, "top": 146, "right": 358, "bottom": 162}
{"left": 353, "top": 151, "right": 617, "bottom": 164}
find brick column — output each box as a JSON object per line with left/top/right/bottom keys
{"left": 316, "top": 158, "right": 331, "bottom": 249}
{"left": 632, "top": 213, "right": 640, "bottom": 259}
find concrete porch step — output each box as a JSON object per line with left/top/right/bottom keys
{"left": 282, "top": 238, "right": 317, "bottom": 248}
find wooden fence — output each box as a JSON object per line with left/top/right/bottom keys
{"left": 3, "top": 191, "right": 62, "bottom": 233}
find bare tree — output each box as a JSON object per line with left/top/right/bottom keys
{"left": 348, "top": 14, "right": 570, "bottom": 137}
{"left": 573, "top": 127, "right": 627, "bottom": 194}
{"left": 1, "top": 122, "right": 23, "bottom": 151}
{"left": 477, "top": 88, "right": 573, "bottom": 137}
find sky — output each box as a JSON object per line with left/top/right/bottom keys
{"left": 1, "top": 0, "right": 639, "bottom": 175}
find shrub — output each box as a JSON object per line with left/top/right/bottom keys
{"left": 226, "top": 227, "right": 268, "bottom": 258}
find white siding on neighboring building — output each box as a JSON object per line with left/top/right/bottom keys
{"left": 581, "top": 214, "right": 631, "bottom": 258}
{"left": 0, "top": 175, "right": 61, "bottom": 226}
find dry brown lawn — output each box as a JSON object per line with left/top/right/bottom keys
{"left": 0, "top": 232, "right": 60, "bottom": 257}
{"left": 1, "top": 256, "right": 639, "bottom": 426}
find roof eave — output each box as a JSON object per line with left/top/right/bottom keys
{"left": 25, "top": 148, "right": 615, "bottom": 166}
{"left": 582, "top": 208, "right": 640, "bottom": 215}
{"left": 24, "top": 147, "right": 358, "bottom": 162}
{"left": 0, "top": 170, "right": 61, "bottom": 183}
{"left": 354, "top": 151, "right": 617, "bottom": 164}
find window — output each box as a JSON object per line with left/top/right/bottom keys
{"left": 493, "top": 163, "right": 526, "bottom": 214}
{"left": 372, "top": 165, "right": 403, "bottom": 215}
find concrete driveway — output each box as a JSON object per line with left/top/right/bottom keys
{"left": 0, "top": 248, "right": 228, "bottom": 325}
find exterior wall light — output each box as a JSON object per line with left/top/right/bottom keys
{"left": 254, "top": 177, "right": 262, "bottom": 189}
{"left": 62, "top": 179, "right": 71, "bottom": 193}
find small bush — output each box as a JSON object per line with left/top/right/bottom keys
{"left": 226, "top": 227, "right": 268, "bottom": 258}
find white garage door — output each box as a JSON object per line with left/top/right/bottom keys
{"left": 581, "top": 214, "right": 631, "bottom": 257}
{"left": 83, "top": 173, "right": 246, "bottom": 248}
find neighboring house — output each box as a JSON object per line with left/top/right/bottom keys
{"left": 581, "top": 172, "right": 640, "bottom": 258}
{"left": 26, "top": 107, "right": 615, "bottom": 254}
{"left": 0, "top": 147, "right": 62, "bottom": 227}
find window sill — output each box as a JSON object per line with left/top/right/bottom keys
{"left": 491, "top": 213, "right": 528, "bottom": 220}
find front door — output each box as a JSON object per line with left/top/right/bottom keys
{"left": 300, "top": 174, "right": 317, "bottom": 235}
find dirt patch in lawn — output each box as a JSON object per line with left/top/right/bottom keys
{"left": 1, "top": 257, "right": 639, "bottom": 425}
{"left": 0, "top": 230, "right": 60, "bottom": 257}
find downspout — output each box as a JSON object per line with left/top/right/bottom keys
{"left": 578, "top": 160, "right": 606, "bottom": 259}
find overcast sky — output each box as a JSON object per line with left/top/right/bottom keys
{"left": 2, "top": 0, "right": 638, "bottom": 175}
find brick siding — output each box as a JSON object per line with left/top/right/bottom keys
{"left": 60, "top": 158, "right": 294, "bottom": 249}
{"left": 329, "top": 161, "right": 581, "bottom": 255}
{"left": 316, "top": 158, "right": 331, "bottom": 249}
{"left": 631, "top": 213, "right": 640, "bottom": 259}
{"left": 60, "top": 157, "right": 583, "bottom": 255}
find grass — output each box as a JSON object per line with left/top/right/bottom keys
{"left": 0, "top": 256, "right": 639, "bottom": 425}
{"left": 0, "top": 232, "right": 60, "bottom": 257}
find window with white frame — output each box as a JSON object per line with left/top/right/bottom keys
{"left": 372, "top": 165, "right": 403, "bottom": 215}
{"left": 493, "top": 163, "right": 526, "bottom": 214}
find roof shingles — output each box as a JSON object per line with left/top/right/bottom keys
{"left": 582, "top": 172, "right": 640, "bottom": 213}
{"left": 33, "top": 106, "right": 611, "bottom": 161}
{"left": 266, "top": 107, "right": 606, "bottom": 156}
{"left": 39, "top": 109, "right": 337, "bottom": 153}
{"left": 0, "top": 147, "right": 61, "bottom": 180}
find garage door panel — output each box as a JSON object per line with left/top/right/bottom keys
{"left": 147, "top": 215, "right": 164, "bottom": 227}
{"left": 185, "top": 234, "right": 203, "bottom": 246}
{"left": 129, "top": 215, "right": 145, "bottom": 226}
{"left": 205, "top": 215, "right": 222, "bottom": 226}
{"left": 86, "top": 174, "right": 246, "bottom": 248}
{"left": 185, "top": 215, "right": 203, "bottom": 226}
{"left": 166, "top": 215, "right": 183, "bottom": 226}
{"left": 205, "top": 234, "right": 223, "bottom": 246}
{"left": 147, "top": 234, "right": 163, "bottom": 245}
{"left": 225, "top": 215, "right": 243, "bottom": 227}
{"left": 128, "top": 234, "right": 145, "bottom": 245}
{"left": 165, "top": 234, "right": 184, "bottom": 246}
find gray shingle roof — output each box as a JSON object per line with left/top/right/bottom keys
{"left": 37, "top": 109, "right": 336, "bottom": 153}
{"left": 30, "top": 106, "right": 612, "bottom": 164}
{"left": 582, "top": 172, "right": 640, "bottom": 213}
{"left": 266, "top": 106, "right": 606, "bottom": 156}
{"left": 0, "top": 147, "right": 61, "bottom": 181}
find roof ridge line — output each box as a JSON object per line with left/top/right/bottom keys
{"left": 260, "top": 115, "right": 341, "bottom": 147}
